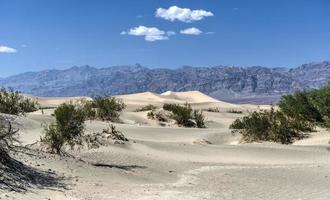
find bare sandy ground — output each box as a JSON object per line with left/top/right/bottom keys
{"left": 2, "top": 91, "right": 330, "bottom": 200}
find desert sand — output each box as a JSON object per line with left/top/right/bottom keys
{"left": 2, "top": 91, "right": 330, "bottom": 200}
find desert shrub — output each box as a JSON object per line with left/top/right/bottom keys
{"left": 230, "top": 108, "right": 310, "bottom": 144}
{"left": 42, "top": 103, "right": 86, "bottom": 154}
{"left": 155, "top": 111, "right": 168, "bottom": 122}
{"left": 227, "top": 109, "right": 243, "bottom": 114}
{"left": 164, "top": 103, "right": 194, "bottom": 127}
{"left": 135, "top": 104, "right": 157, "bottom": 112}
{"left": 163, "top": 103, "right": 206, "bottom": 128}
{"left": 91, "top": 97, "right": 126, "bottom": 122}
{"left": 279, "top": 91, "right": 322, "bottom": 123}
{"left": 204, "top": 107, "right": 220, "bottom": 112}
{"left": 41, "top": 124, "right": 63, "bottom": 154}
{"left": 0, "top": 88, "right": 38, "bottom": 115}
{"left": 147, "top": 110, "right": 169, "bottom": 122}
{"left": 103, "top": 124, "right": 128, "bottom": 141}
{"left": 80, "top": 100, "right": 97, "bottom": 120}
{"left": 0, "top": 116, "right": 19, "bottom": 154}
{"left": 193, "top": 110, "right": 206, "bottom": 128}
{"left": 147, "top": 110, "right": 155, "bottom": 119}
{"left": 309, "top": 84, "right": 330, "bottom": 117}
{"left": 163, "top": 103, "right": 179, "bottom": 112}
{"left": 84, "top": 124, "right": 128, "bottom": 149}
{"left": 321, "top": 117, "right": 330, "bottom": 129}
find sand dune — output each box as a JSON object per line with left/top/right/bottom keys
{"left": 28, "top": 96, "right": 93, "bottom": 107}
{"left": 3, "top": 91, "right": 330, "bottom": 200}
{"left": 117, "top": 91, "right": 243, "bottom": 111}
{"left": 160, "top": 91, "right": 220, "bottom": 103}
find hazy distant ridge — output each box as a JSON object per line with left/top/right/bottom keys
{"left": 1, "top": 61, "right": 329, "bottom": 103}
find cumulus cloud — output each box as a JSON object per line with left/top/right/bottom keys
{"left": 180, "top": 27, "right": 203, "bottom": 35}
{"left": 166, "top": 31, "right": 176, "bottom": 36}
{"left": 0, "top": 45, "right": 17, "bottom": 53}
{"left": 121, "top": 26, "right": 175, "bottom": 42}
{"left": 156, "top": 5, "right": 214, "bottom": 23}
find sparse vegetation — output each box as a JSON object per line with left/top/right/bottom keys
{"left": 230, "top": 82, "right": 330, "bottom": 144}
{"left": 227, "top": 109, "right": 243, "bottom": 114}
{"left": 204, "top": 107, "right": 220, "bottom": 112}
{"left": 147, "top": 110, "right": 169, "bottom": 122}
{"left": 193, "top": 110, "right": 206, "bottom": 128}
{"left": 81, "top": 97, "right": 126, "bottom": 122}
{"left": 42, "top": 103, "right": 86, "bottom": 154}
{"left": 163, "top": 103, "right": 206, "bottom": 128}
{"left": 0, "top": 116, "right": 19, "bottom": 154}
{"left": 42, "top": 98, "right": 127, "bottom": 153}
{"left": 0, "top": 88, "right": 38, "bottom": 115}
{"left": 93, "top": 96, "right": 126, "bottom": 121}
{"left": 84, "top": 124, "right": 128, "bottom": 149}
{"left": 279, "top": 91, "right": 322, "bottom": 123}
{"left": 103, "top": 124, "right": 128, "bottom": 141}
{"left": 135, "top": 104, "right": 158, "bottom": 112}
{"left": 230, "top": 108, "right": 310, "bottom": 144}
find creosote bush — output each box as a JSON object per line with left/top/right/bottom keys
{"left": 163, "top": 103, "right": 206, "bottom": 128}
{"left": 279, "top": 91, "right": 322, "bottom": 123}
{"left": 230, "top": 83, "right": 330, "bottom": 144}
{"left": 204, "top": 107, "right": 220, "bottom": 113}
{"left": 42, "top": 103, "right": 86, "bottom": 154}
{"left": 135, "top": 104, "right": 158, "bottom": 112}
{"left": 227, "top": 109, "right": 243, "bottom": 114}
{"left": 147, "top": 110, "right": 169, "bottom": 122}
{"left": 193, "top": 110, "right": 206, "bottom": 128}
{"left": 0, "top": 88, "right": 38, "bottom": 115}
{"left": 230, "top": 108, "right": 310, "bottom": 144}
{"left": 81, "top": 97, "right": 126, "bottom": 122}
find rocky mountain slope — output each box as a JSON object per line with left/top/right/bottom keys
{"left": 1, "top": 61, "right": 329, "bottom": 104}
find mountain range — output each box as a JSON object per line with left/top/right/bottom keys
{"left": 1, "top": 61, "right": 329, "bottom": 104}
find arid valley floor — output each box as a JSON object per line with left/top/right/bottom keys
{"left": 2, "top": 91, "right": 330, "bottom": 200}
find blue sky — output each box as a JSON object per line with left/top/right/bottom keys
{"left": 0, "top": 0, "right": 329, "bottom": 77}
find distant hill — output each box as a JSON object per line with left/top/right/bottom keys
{"left": 1, "top": 61, "right": 330, "bottom": 104}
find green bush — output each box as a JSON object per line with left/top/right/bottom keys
{"left": 279, "top": 91, "right": 322, "bottom": 122}
{"left": 91, "top": 97, "right": 126, "bottom": 122}
{"left": 193, "top": 110, "right": 206, "bottom": 128}
{"left": 135, "top": 104, "right": 158, "bottom": 112}
{"left": 147, "top": 110, "right": 155, "bottom": 119}
{"left": 164, "top": 103, "right": 194, "bottom": 127}
{"left": 80, "top": 99, "right": 97, "bottom": 120}
{"left": 230, "top": 108, "right": 310, "bottom": 144}
{"left": 147, "top": 110, "right": 168, "bottom": 122}
{"left": 204, "top": 107, "right": 220, "bottom": 112}
{"left": 309, "top": 84, "right": 330, "bottom": 117}
{"left": 163, "top": 103, "right": 206, "bottom": 128}
{"left": 42, "top": 103, "right": 86, "bottom": 154}
{"left": 0, "top": 88, "right": 38, "bottom": 115}
{"left": 227, "top": 109, "right": 243, "bottom": 114}
{"left": 321, "top": 117, "right": 330, "bottom": 129}
{"left": 230, "top": 83, "right": 330, "bottom": 144}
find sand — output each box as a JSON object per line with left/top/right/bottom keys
{"left": 2, "top": 91, "right": 330, "bottom": 200}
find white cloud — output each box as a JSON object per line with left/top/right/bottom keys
{"left": 180, "top": 27, "right": 202, "bottom": 35}
{"left": 122, "top": 26, "right": 174, "bottom": 42}
{"left": 0, "top": 45, "right": 17, "bottom": 53}
{"left": 167, "top": 31, "right": 176, "bottom": 36}
{"left": 156, "top": 5, "right": 214, "bottom": 23}
{"left": 205, "top": 31, "right": 215, "bottom": 35}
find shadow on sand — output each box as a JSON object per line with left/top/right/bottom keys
{"left": 0, "top": 150, "right": 67, "bottom": 193}
{"left": 91, "top": 163, "right": 147, "bottom": 171}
